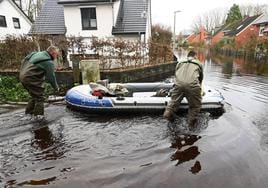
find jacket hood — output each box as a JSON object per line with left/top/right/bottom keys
{"left": 29, "top": 51, "right": 52, "bottom": 64}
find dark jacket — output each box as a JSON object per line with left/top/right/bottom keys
{"left": 19, "top": 51, "right": 58, "bottom": 89}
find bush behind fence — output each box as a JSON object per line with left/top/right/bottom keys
{"left": 0, "top": 35, "right": 173, "bottom": 71}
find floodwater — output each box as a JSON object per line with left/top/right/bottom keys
{"left": 1, "top": 51, "right": 268, "bottom": 188}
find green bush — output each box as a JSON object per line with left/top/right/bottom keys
{"left": 0, "top": 76, "right": 29, "bottom": 102}
{"left": 0, "top": 75, "right": 57, "bottom": 102}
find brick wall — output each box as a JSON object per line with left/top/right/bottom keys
{"left": 211, "top": 31, "right": 224, "bottom": 46}
{"left": 235, "top": 25, "right": 259, "bottom": 48}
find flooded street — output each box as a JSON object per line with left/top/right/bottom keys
{"left": 1, "top": 53, "right": 268, "bottom": 188}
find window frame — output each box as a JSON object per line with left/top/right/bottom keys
{"left": 0, "top": 15, "right": 7, "bottom": 27}
{"left": 259, "top": 25, "right": 265, "bottom": 36}
{"left": 80, "top": 7, "right": 97, "bottom": 30}
{"left": 12, "top": 17, "right": 21, "bottom": 29}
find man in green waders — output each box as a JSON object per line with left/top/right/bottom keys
{"left": 19, "top": 45, "right": 60, "bottom": 118}
{"left": 163, "top": 50, "right": 203, "bottom": 129}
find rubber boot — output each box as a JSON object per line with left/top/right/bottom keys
{"left": 163, "top": 109, "right": 175, "bottom": 122}
{"left": 188, "top": 118, "right": 198, "bottom": 130}
{"left": 25, "top": 99, "right": 35, "bottom": 115}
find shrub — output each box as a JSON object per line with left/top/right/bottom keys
{"left": 0, "top": 35, "right": 69, "bottom": 70}
{"left": 0, "top": 76, "right": 29, "bottom": 102}
{"left": 0, "top": 75, "right": 57, "bottom": 102}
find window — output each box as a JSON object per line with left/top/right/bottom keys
{"left": 259, "top": 25, "right": 265, "bottom": 36}
{"left": 0, "top": 15, "right": 7, "bottom": 27}
{"left": 80, "top": 8, "right": 97, "bottom": 30}
{"left": 13, "top": 17, "right": 20, "bottom": 29}
{"left": 236, "top": 24, "right": 243, "bottom": 30}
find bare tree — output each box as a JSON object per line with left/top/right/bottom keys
{"left": 211, "top": 8, "right": 227, "bottom": 27}
{"left": 27, "top": 0, "right": 34, "bottom": 19}
{"left": 240, "top": 4, "right": 253, "bottom": 17}
{"left": 203, "top": 13, "right": 214, "bottom": 34}
{"left": 191, "top": 15, "right": 203, "bottom": 33}
{"left": 191, "top": 8, "right": 226, "bottom": 34}
{"left": 17, "top": 0, "right": 43, "bottom": 21}
{"left": 240, "top": 4, "right": 268, "bottom": 17}
{"left": 253, "top": 4, "right": 268, "bottom": 15}
{"left": 189, "top": 3, "right": 268, "bottom": 36}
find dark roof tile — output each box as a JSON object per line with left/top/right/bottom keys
{"left": 29, "top": 0, "right": 65, "bottom": 35}
{"left": 224, "top": 15, "right": 261, "bottom": 37}
{"left": 112, "top": 0, "right": 148, "bottom": 35}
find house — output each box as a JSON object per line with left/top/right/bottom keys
{"left": 186, "top": 27, "right": 208, "bottom": 45}
{"left": 30, "top": 0, "right": 151, "bottom": 67}
{"left": 186, "top": 34, "right": 196, "bottom": 44}
{"left": 212, "top": 15, "right": 262, "bottom": 48}
{"left": 211, "top": 26, "right": 226, "bottom": 46}
{"left": 254, "top": 13, "right": 268, "bottom": 40}
{"left": 56, "top": 0, "right": 151, "bottom": 42}
{"left": 30, "top": 0, "right": 151, "bottom": 49}
{"left": 29, "top": 0, "right": 66, "bottom": 35}
{"left": 224, "top": 15, "right": 261, "bottom": 48}
{"left": 0, "top": 0, "right": 32, "bottom": 39}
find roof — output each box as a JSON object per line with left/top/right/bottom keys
{"left": 224, "top": 15, "right": 261, "bottom": 37}
{"left": 112, "top": 0, "right": 148, "bottom": 35}
{"left": 29, "top": 0, "right": 65, "bottom": 35}
{"left": 58, "top": 0, "right": 116, "bottom": 4}
{"left": 212, "top": 25, "right": 229, "bottom": 36}
{"left": 254, "top": 13, "right": 268, "bottom": 25}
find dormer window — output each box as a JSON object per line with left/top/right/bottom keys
{"left": 236, "top": 25, "right": 243, "bottom": 30}
{"left": 259, "top": 25, "right": 265, "bottom": 36}
{"left": 80, "top": 7, "right": 97, "bottom": 30}
{"left": 0, "top": 15, "right": 7, "bottom": 27}
{"left": 13, "top": 17, "right": 20, "bottom": 29}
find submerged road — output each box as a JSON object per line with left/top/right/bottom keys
{"left": 1, "top": 54, "right": 268, "bottom": 188}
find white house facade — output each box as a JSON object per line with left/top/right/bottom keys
{"left": 58, "top": 0, "right": 151, "bottom": 42}
{"left": 0, "top": 0, "right": 32, "bottom": 39}
{"left": 63, "top": 1, "right": 120, "bottom": 39}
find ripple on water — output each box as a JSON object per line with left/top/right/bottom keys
{"left": 1, "top": 58, "right": 268, "bottom": 187}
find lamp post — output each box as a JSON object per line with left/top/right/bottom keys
{"left": 173, "top": 10, "right": 181, "bottom": 52}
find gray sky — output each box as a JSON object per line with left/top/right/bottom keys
{"left": 151, "top": 0, "right": 268, "bottom": 34}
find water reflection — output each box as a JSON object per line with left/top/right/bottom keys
{"left": 190, "top": 160, "right": 202, "bottom": 174}
{"left": 1, "top": 49, "right": 268, "bottom": 187}
{"left": 32, "top": 127, "right": 54, "bottom": 150}
{"left": 170, "top": 133, "right": 202, "bottom": 173}
{"left": 222, "top": 61, "right": 234, "bottom": 78}
{"left": 209, "top": 52, "right": 268, "bottom": 77}
{"left": 167, "top": 112, "right": 211, "bottom": 174}
{"left": 16, "top": 176, "right": 57, "bottom": 187}
{"left": 31, "top": 126, "right": 66, "bottom": 161}
{"left": 170, "top": 134, "right": 202, "bottom": 150}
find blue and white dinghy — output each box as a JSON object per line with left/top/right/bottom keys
{"left": 65, "top": 82, "right": 225, "bottom": 116}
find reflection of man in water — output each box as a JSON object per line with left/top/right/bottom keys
{"left": 171, "top": 146, "right": 200, "bottom": 165}
{"left": 31, "top": 127, "right": 64, "bottom": 160}
{"left": 31, "top": 127, "right": 54, "bottom": 150}
{"left": 170, "top": 134, "right": 202, "bottom": 174}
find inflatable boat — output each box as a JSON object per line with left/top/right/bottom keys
{"left": 65, "top": 82, "right": 225, "bottom": 115}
